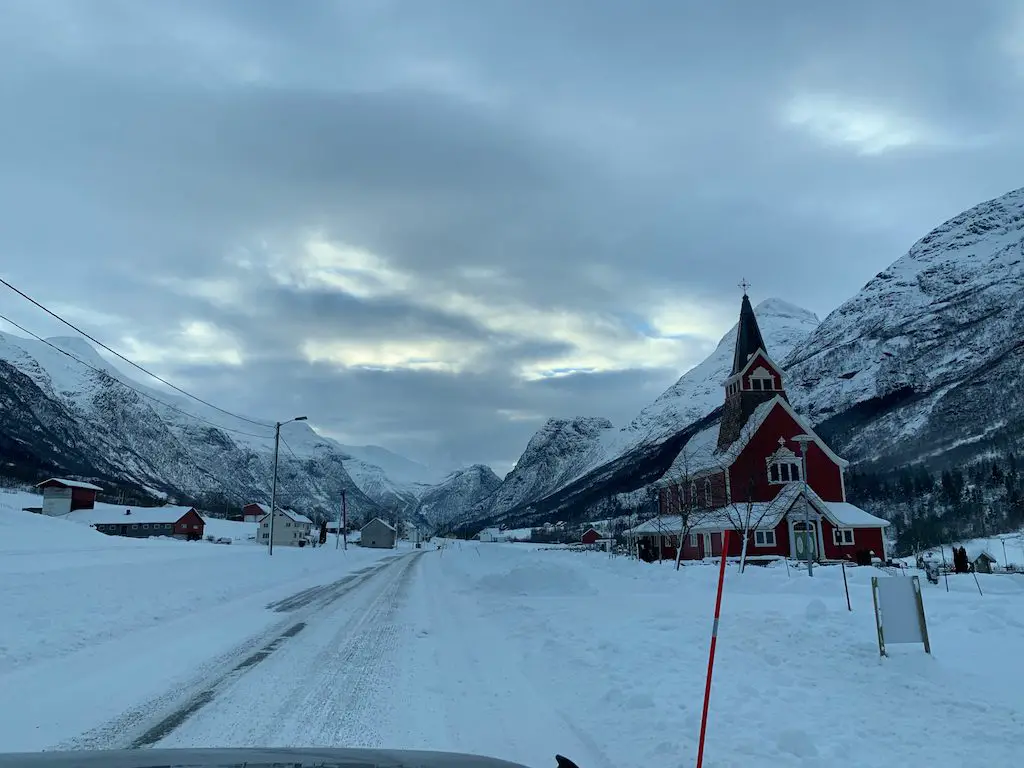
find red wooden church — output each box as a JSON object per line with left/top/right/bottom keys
{"left": 635, "top": 291, "right": 889, "bottom": 564}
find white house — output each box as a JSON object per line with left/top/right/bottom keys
{"left": 257, "top": 508, "right": 314, "bottom": 547}
{"left": 478, "top": 527, "right": 508, "bottom": 542}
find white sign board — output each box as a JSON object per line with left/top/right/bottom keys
{"left": 871, "top": 576, "right": 931, "bottom": 656}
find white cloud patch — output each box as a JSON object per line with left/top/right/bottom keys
{"left": 274, "top": 235, "right": 720, "bottom": 380}
{"left": 782, "top": 93, "right": 943, "bottom": 155}
{"left": 300, "top": 338, "right": 485, "bottom": 374}
{"left": 119, "top": 320, "right": 244, "bottom": 367}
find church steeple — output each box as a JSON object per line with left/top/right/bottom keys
{"left": 717, "top": 287, "right": 788, "bottom": 452}
{"left": 730, "top": 291, "right": 767, "bottom": 376}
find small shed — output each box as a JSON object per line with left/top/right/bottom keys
{"left": 242, "top": 502, "right": 270, "bottom": 524}
{"left": 360, "top": 517, "right": 397, "bottom": 549}
{"left": 972, "top": 550, "right": 998, "bottom": 574}
{"left": 35, "top": 478, "right": 103, "bottom": 516}
{"left": 581, "top": 527, "right": 602, "bottom": 545}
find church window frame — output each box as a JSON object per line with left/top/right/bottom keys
{"left": 767, "top": 439, "right": 803, "bottom": 485}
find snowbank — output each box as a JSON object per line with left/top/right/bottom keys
{"left": 407, "top": 542, "right": 1024, "bottom": 767}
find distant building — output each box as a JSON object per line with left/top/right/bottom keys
{"left": 87, "top": 506, "right": 205, "bottom": 540}
{"left": 478, "top": 527, "right": 508, "bottom": 542}
{"left": 360, "top": 518, "right": 397, "bottom": 549}
{"left": 580, "top": 528, "right": 602, "bottom": 545}
{"left": 968, "top": 548, "right": 998, "bottom": 574}
{"left": 242, "top": 502, "right": 270, "bottom": 523}
{"left": 257, "top": 508, "right": 314, "bottom": 547}
{"left": 35, "top": 478, "right": 103, "bottom": 516}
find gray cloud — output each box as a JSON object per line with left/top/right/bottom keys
{"left": 0, "top": 0, "right": 1022, "bottom": 471}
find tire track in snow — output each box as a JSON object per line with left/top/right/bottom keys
{"left": 55, "top": 554, "right": 410, "bottom": 751}
{"left": 155, "top": 551, "right": 420, "bottom": 749}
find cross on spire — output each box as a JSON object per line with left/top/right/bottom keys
{"left": 738, "top": 277, "right": 751, "bottom": 296}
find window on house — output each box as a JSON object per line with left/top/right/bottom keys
{"left": 689, "top": 533, "right": 699, "bottom": 547}
{"left": 768, "top": 460, "right": 801, "bottom": 484}
{"left": 833, "top": 528, "right": 855, "bottom": 546}
{"left": 754, "top": 530, "right": 776, "bottom": 547}
{"left": 704, "top": 479, "right": 712, "bottom": 507}
{"left": 142, "top": 524, "right": 149, "bottom": 529}
{"left": 752, "top": 378, "right": 762, "bottom": 390}
{"left": 690, "top": 482, "right": 697, "bottom": 506}
{"left": 131, "top": 524, "right": 138, "bottom": 529}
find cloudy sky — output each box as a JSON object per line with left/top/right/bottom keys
{"left": 0, "top": 1, "right": 1022, "bottom": 474}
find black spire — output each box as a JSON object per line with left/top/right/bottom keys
{"left": 730, "top": 293, "right": 767, "bottom": 376}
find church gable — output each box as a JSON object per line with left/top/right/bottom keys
{"left": 728, "top": 401, "right": 846, "bottom": 504}
{"left": 724, "top": 350, "right": 785, "bottom": 396}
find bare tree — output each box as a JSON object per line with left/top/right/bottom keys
{"left": 654, "top": 434, "right": 719, "bottom": 570}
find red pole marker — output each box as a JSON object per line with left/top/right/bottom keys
{"left": 696, "top": 529, "right": 729, "bottom": 768}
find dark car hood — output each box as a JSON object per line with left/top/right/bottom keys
{"left": 0, "top": 747, "right": 533, "bottom": 768}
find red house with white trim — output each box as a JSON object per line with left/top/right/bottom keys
{"left": 580, "top": 528, "right": 602, "bottom": 545}
{"left": 633, "top": 292, "right": 889, "bottom": 564}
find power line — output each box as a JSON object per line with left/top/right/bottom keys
{"left": 0, "top": 276, "right": 273, "bottom": 429}
{"left": 280, "top": 436, "right": 301, "bottom": 462}
{"left": 0, "top": 313, "right": 272, "bottom": 440}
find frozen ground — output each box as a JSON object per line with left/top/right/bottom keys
{"left": 2, "top": 527, "right": 1022, "bottom": 767}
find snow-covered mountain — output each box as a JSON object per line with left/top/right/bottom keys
{"left": 0, "top": 330, "right": 437, "bottom": 519}
{"left": 464, "top": 186, "right": 1024, "bottom": 533}
{"left": 413, "top": 464, "right": 502, "bottom": 530}
{"left": 786, "top": 186, "right": 1024, "bottom": 469}
{"left": 475, "top": 417, "right": 616, "bottom": 519}
{"left": 624, "top": 298, "right": 819, "bottom": 443}
{"left": 472, "top": 299, "right": 819, "bottom": 522}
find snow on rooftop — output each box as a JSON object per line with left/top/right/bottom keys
{"left": 36, "top": 478, "right": 103, "bottom": 491}
{"left": 66, "top": 504, "right": 199, "bottom": 526}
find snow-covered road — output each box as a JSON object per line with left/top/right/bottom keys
{"left": 5, "top": 531, "right": 1024, "bottom": 767}
{"left": 60, "top": 547, "right": 613, "bottom": 768}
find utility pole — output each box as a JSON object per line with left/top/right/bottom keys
{"left": 342, "top": 490, "right": 348, "bottom": 551}
{"left": 269, "top": 415, "right": 307, "bottom": 556}
{"left": 794, "top": 434, "right": 814, "bottom": 577}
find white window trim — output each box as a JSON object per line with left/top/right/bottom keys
{"left": 704, "top": 479, "right": 712, "bottom": 507}
{"left": 689, "top": 533, "right": 699, "bottom": 547}
{"left": 833, "top": 527, "right": 855, "bottom": 546}
{"left": 754, "top": 530, "right": 776, "bottom": 547}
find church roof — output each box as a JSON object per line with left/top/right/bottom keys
{"left": 656, "top": 395, "right": 849, "bottom": 484}
{"left": 730, "top": 293, "right": 768, "bottom": 375}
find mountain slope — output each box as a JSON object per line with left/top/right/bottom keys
{"left": 475, "top": 299, "right": 819, "bottom": 522}
{"left": 0, "top": 331, "right": 426, "bottom": 518}
{"left": 413, "top": 464, "right": 502, "bottom": 530}
{"left": 624, "top": 298, "right": 819, "bottom": 443}
{"left": 786, "top": 186, "right": 1024, "bottom": 469}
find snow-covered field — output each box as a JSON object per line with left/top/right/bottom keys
{"left": 2, "top": 519, "right": 1022, "bottom": 767}
{"left": 0, "top": 503, "right": 401, "bottom": 752}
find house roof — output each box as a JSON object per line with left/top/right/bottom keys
{"left": 68, "top": 505, "right": 199, "bottom": 525}
{"left": 258, "top": 508, "right": 313, "bottom": 525}
{"left": 362, "top": 517, "right": 396, "bottom": 532}
{"left": 244, "top": 502, "right": 270, "bottom": 513}
{"left": 36, "top": 478, "right": 103, "bottom": 491}
{"left": 730, "top": 293, "right": 767, "bottom": 375}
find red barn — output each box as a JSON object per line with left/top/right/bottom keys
{"left": 633, "top": 292, "right": 889, "bottom": 564}
{"left": 242, "top": 502, "right": 270, "bottom": 523}
{"left": 580, "top": 528, "right": 602, "bottom": 545}
{"left": 35, "top": 478, "right": 102, "bottom": 516}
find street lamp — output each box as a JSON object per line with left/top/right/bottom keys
{"left": 793, "top": 434, "right": 814, "bottom": 577}
{"left": 269, "top": 416, "right": 307, "bottom": 556}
